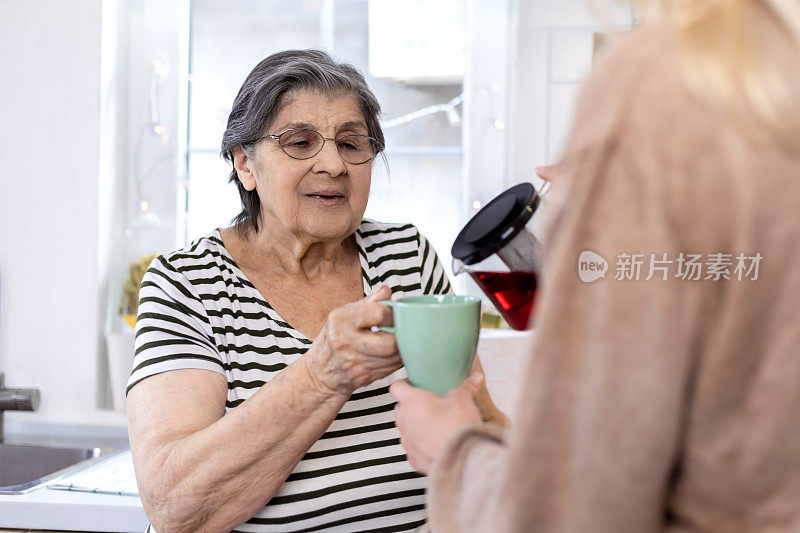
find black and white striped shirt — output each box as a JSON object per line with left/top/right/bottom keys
{"left": 129, "top": 219, "right": 452, "bottom": 532}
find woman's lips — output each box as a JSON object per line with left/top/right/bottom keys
{"left": 305, "top": 191, "right": 346, "bottom": 200}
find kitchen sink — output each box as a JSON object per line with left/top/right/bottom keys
{"left": 0, "top": 443, "right": 101, "bottom": 494}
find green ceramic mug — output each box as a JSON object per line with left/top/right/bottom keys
{"left": 380, "top": 295, "right": 481, "bottom": 395}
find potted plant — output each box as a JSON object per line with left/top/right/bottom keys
{"left": 107, "top": 253, "right": 158, "bottom": 412}
{"left": 119, "top": 253, "right": 158, "bottom": 329}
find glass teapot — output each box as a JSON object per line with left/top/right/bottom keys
{"left": 451, "top": 182, "right": 547, "bottom": 330}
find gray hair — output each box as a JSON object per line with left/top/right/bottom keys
{"left": 220, "top": 49, "right": 385, "bottom": 233}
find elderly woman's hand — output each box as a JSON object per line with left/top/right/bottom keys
{"left": 390, "top": 374, "right": 484, "bottom": 474}
{"left": 304, "top": 285, "right": 402, "bottom": 395}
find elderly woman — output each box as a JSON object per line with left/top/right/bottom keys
{"left": 126, "top": 50, "right": 505, "bottom": 533}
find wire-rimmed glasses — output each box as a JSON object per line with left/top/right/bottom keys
{"left": 257, "top": 128, "right": 381, "bottom": 165}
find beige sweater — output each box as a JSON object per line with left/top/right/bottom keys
{"left": 429, "top": 20, "right": 800, "bottom": 533}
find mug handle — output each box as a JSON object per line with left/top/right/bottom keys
{"left": 377, "top": 300, "right": 395, "bottom": 333}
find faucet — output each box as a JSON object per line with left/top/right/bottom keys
{"left": 0, "top": 373, "right": 40, "bottom": 442}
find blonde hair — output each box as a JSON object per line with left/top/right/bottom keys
{"left": 634, "top": 0, "right": 800, "bottom": 148}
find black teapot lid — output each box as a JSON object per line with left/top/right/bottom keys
{"left": 451, "top": 182, "right": 539, "bottom": 265}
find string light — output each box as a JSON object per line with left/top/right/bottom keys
{"left": 446, "top": 107, "right": 461, "bottom": 125}
{"left": 381, "top": 93, "right": 464, "bottom": 129}
{"left": 133, "top": 55, "right": 173, "bottom": 214}
{"left": 379, "top": 87, "right": 506, "bottom": 133}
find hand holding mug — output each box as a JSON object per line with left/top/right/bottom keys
{"left": 304, "top": 285, "right": 401, "bottom": 396}
{"left": 390, "top": 373, "right": 484, "bottom": 474}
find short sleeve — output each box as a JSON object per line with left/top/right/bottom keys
{"left": 126, "top": 256, "right": 225, "bottom": 394}
{"left": 418, "top": 231, "right": 454, "bottom": 295}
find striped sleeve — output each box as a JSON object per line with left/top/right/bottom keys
{"left": 126, "top": 256, "right": 224, "bottom": 394}
{"left": 417, "top": 231, "right": 454, "bottom": 295}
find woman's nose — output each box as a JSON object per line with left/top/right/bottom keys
{"left": 311, "top": 139, "right": 347, "bottom": 176}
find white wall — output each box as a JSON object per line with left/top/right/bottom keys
{"left": 0, "top": 0, "right": 125, "bottom": 428}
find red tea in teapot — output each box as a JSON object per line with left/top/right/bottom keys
{"left": 468, "top": 270, "right": 537, "bottom": 330}
{"left": 452, "top": 183, "right": 545, "bottom": 330}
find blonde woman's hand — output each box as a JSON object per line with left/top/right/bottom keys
{"left": 304, "top": 285, "right": 401, "bottom": 396}
{"left": 390, "top": 374, "right": 484, "bottom": 474}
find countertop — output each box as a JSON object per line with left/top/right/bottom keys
{"left": 0, "top": 482, "right": 147, "bottom": 532}
{"left": 0, "top": 432, "right": 148, "bottom": 533}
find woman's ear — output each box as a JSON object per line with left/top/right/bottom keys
{"left": 232, "top": 145, "right": 257, "bottom": 191}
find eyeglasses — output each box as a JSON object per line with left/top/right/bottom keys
{"left": 256, "top": 128, "right": 381, "bottom": 165}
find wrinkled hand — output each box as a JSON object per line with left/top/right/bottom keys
{"left": 305, "top": 285, "right": 401, "bottom": 396}
{"left": 390, "top": 374, "right": 484, "bottom": 474}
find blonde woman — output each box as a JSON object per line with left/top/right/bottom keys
{"left": 391, "top": 1, "right": 800, "bottom": 531}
